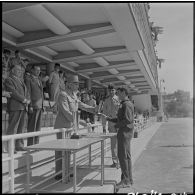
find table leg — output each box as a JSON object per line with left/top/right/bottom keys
{"left": 89, "top": 145, "right": 91, "bottom": 168}
{"left": 104, "top": 139, "right": 107, "bottom": 156}
{"left": 73, "top": 152, "right": 77, "bottom": 193}
{"left": 62, "top": 151, "right": 65, "bottom": 183}
{"left": 116, "top": 138, "right": 119, "bottom": 169}
{"left": 101, "top": 140, "right": 104, "bottom": 186}
{"left": 67, "top": 151, "right": 70, "bottom": 182}
{"left": 26, "top": 150, "right": 30, "bottom": 193}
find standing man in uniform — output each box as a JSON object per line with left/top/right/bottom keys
{"left": 4, "top": 65, "right": 30, "bottom": 152}
{"left": 102, "top": 85, "right": 120, "bottom": 167}
{"left": 25, "top": 64, "right": 44, "bottom": 146}
{"left": 106, "top": 87, "right": 134, "bottom": 189}
{"left": 48, "top": 63, "right": 60, "bottom": 101}
{"left": 54, "top": 74, "right": 97, "bottom": 180}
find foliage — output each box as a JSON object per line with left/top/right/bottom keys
{"left": 164, "top": 90, "right": 192, "bottom": 117}
{"left": 164, "top": 100, "right": 192, "bottom": 117}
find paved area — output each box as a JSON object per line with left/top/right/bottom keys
{"left": 2, "top": 120, "right": 162, "bottom": 193}
{"left": 118, "top": 118, "right": 193, "bottom": 194}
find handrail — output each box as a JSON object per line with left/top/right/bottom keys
{"left": 2, "top": 124, "right": 100, "bottom": 141}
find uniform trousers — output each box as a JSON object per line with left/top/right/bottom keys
{"left": 50, "top": 83, "right": 59, "bottom": 101}
{"left": 27, "top": 109, "right": 42, "bottom": 146}
{"left": 7, "top": 110, "right": 27, "bottom": 149}
{"left": 117, "top": 130, "right": 133, "bottom": 184}
{"left": 55, "top": 130, "right": 71, "bottom": 182}
{"left": 108, "top": 126, "right": 118, "bottom": 164}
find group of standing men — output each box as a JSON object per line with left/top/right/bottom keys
{"left": 4, "top": 64, "right": 44, "bottom": 152}
{"left": 3, "top": 50, "right": 65, "bottom": 153}
{"left": 3, "top": 48, "right": 135, "bottom": 189}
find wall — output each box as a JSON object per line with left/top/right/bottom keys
{"left": 132, "top": 94, "right": 152, "bottom": 112}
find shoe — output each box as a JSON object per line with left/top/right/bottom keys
{"left": 110, "top": 163, "right": 117, "bottom": 168}
{"left": 55, "top": 173, "right": 73, "bottom": 180}
{"left": 116, "top": 181, "right": 131, "bottom": 189}
{"left": 55, "top": 174, "right": 62, "bottom": 180}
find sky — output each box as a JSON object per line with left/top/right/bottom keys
{"left": 149, "top": 3, "right": 193, "bottom": 97}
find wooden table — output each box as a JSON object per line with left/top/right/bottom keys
{"left": 25, "top": 137, "right": 105, "bottom": 193}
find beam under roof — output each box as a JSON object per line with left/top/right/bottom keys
{"left": 101, "top": 78, "right": 137, "bottom": 85}
{"left": 138, "top": 88, "right": 151, "bottom": 90}
{"left": 91, "top": 71, "right": 142, "bottom": 80}
{"left": 2, "top": 3, "right": 40, "bottom": 13}
{"left": 53, "top": 46, "right": 128, "bottom": 63}
{"left": 26, "top": 4, "right": 71, "bottom": 35}
{"left": 76, "top": 60, "right": 136, "bottom": 73}
{"left": 134, "top": 82, "right": 148, "bottom": 86}
{"left": 135, "top": 84, "right": 150, "bottom": 87}
{"left": 25, "top": 48, "right": 53, "bottom": 62}
{"left": 17, "top": 23, "right": 115, "bottom": 49}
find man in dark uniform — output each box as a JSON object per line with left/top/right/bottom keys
{"left": 106, "top": 87, "right": 134, "bottom": 189}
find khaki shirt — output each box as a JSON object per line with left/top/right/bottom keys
{"left": 49, "top": 71, "right": 59, "bottom": 85}
{"left": 54, "top": 88, "right": 95, "bottom": 129}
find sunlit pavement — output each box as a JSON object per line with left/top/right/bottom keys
{"left": 118, "top": 118, "right": 193, "bottom": 194}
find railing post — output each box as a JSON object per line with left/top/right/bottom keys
{"left": 8, "top": 138, "right": 15, "bottom": 193}
{"left": 26, "top": 149, "right": 31, "bottom": 193}
{"left": 62, "top": 128, "right": 66, "bottom": 139}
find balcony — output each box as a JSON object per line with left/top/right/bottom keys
{"left": 130, "top": 3, "right": 158, "bottom": 87}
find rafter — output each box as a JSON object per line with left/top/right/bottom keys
{"left": 76, "top": 60, "right": 136, "bottom": 73}
{"left": 17, "top": 23, "right": 115, "bottom": 49}
{"left": 25, "top": 48, "right": 52, "bottom": 62}
{"left": 2, "top": 31, "right": 17, "bottom": 46}
{"left": 91, "top": 71, "right": 142, "bottom": 80}
{"left": 53, "top": 46, "right": 128, "bottom": 63}
{"left": 101, "top": 77, "right": 146, "bottom": 85}
{"left": 2, "top": 22, "right": 24, "bottom": 38}
{"left": 135, "top": 84, "right": 150, "bottom": 87}
{"left": 134, "top": 82, "right": 148, "bottom": 86}
{"left": 2, "top": 3, "right": 40, "bottom": 13}
{"left": 138, "top": 88, "right": 151, "bottom": 90}
{"left": 26, "top": 4, "right": 71, "bottom": 35}
{"left": 101, "top": 78, "right": 132, "bottom": 85}
{"left": 60, "top": 63, "right": 106, "bottom": 87}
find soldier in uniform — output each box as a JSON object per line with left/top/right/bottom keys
{"left": 106, "top": 87, "right": 134, "bottom": 189}
{"left": 48, "top": 63, "right": 60, "bottom": 101}
{"left": 54, "top": 74, "right": 97, "bottom": 180}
